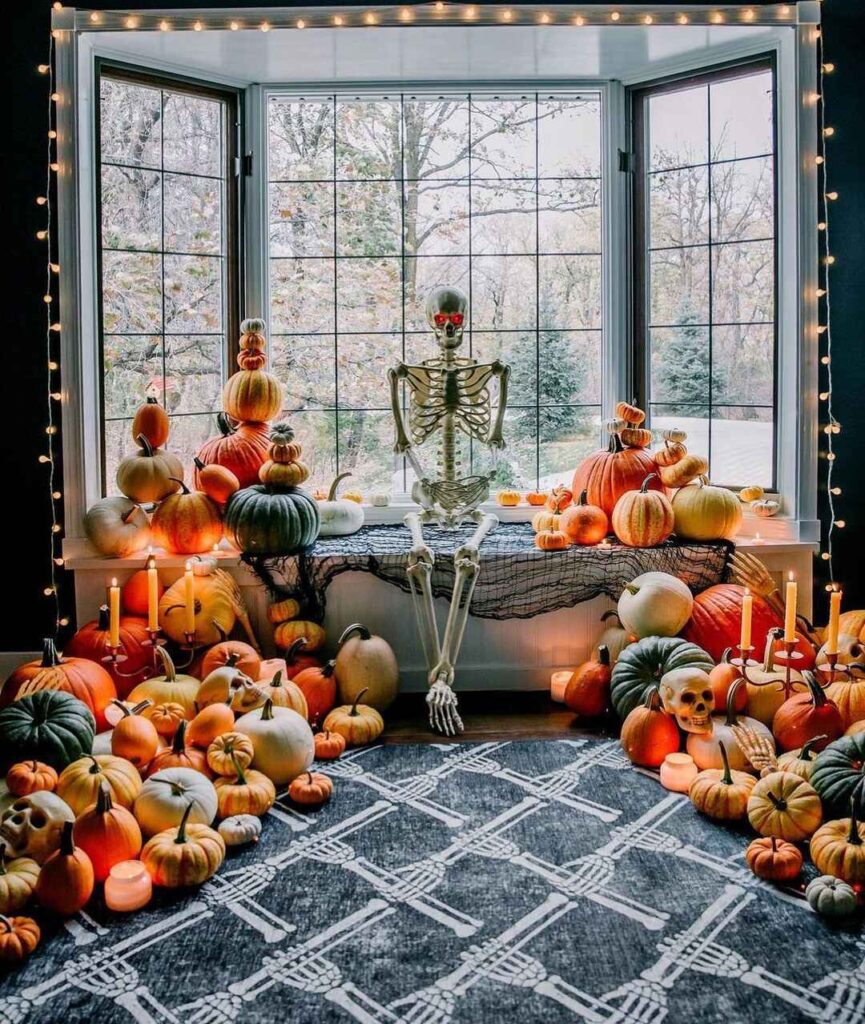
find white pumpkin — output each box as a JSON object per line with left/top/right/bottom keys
{"left": 235, "top": 699, "right": 314, "bottom": 786}
{"left": 133, "top": 767, "right": 218, "bottom": 837}
{"left": 370, "top": 494, "right": 391, "bottom": 507}
{"left": 83, "top": 496, "right": 151, "bottom": 557}
{"left": 317, "top": 473, "right": 365, "bottom": 537}
{"left": 334, "top": 623, "right": 399, "bottom": 711}
{"left": 686, "top": 708, "right": 774, "bottom": 770}
{"left": 617, "top": 572, "right": 693, "bottom": 638}
{"left": 594, "top": 610, "right": 636, "bottom": 664}
{"left": 218, "top": 814, "right": 262, "bottom": 847}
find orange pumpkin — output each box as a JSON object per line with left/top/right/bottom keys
{"left": 6, "top": 760, "right": 57, "bottom": 796}
{"left": 496, "top": 489, "right": 520, "bottom": 507}
{"left": 572, "top": 433, "right": 660, "bottom": 518}
{"left": 288, "top": 771, "right": 333, "bottom": 807}
{"left": 237, "top": 348, "right": 267, "bottom": 371}
{"left": 313, "top": 730, "right": 346, "bottom": 761}
{"left": 150, "top": 480, "right": 223, "bottom": 555}
{"left": 559, "top": 490, "right": 608, "bottom": 546}
{"left": 709, "top": 649, "right": 748, "bottom": 714}
{"left": 110, "top": 700, "right": 160, "bottom": 767}
{"left": 206, "top": 731, "right": 255, "bottom": 777}
{"left": 267, "top": 598, "right": 302, "bottom": 625}
{"left": 146, "top": 721, "right": 212, "bottom": 778}
{"left": 745, "top": 836, "right": 803, "bottom": 882}
{"left": 283, "top": 637, "right": 323, "bottom": 679}
{"left": 195, "top": 414, "right": 271, "bottom": 490}
{"left": 546, "top": 485, "right": 573, "bottom": 512}
{"left": 0, "top": 915, "right": 40, "bottom": 964}
{"left": 72, "top": 782, "right": 142, "bottom": 882}
{"left": 620, "top": 689, "right": 680, "bottom": 767}
{"left": 187, "top": 703, "right": 235, "bottom": 749}
{"left": 654, "top": 440, "right": 687, "bottom": 467}
{"left": 534, "top": 528, "right": 570, "bottom": 551}
{"left": 35, "top": 821, "right": 94, "bottom": 916}
{"left": 525, "top": 491, "right": 549, "bottom": 507}
{"left": 292, "top": 663, "right": 338, "bottom": 723}
{"left": 772, "top": 673, "right": 843, "bottom": 752}
{"left": 274, "top": 620, "right": 326, "bottom": 653}
{"left": 222, "top": 369, "right": 283, "bottom": 422}
{"left": 131, "top": 397, "right": 169, "bottom": 449}
{"left": 143, "top": 701, "right": 187, "bottom": 739}
{"left": 122, "top": 569, "right": 164, "bottom": 616}
{"left": 65, "top": 608, "right": 154, "bottom": 698}
{"left": 620, "top": 426, "right": 653, "bottom": 449}
{"left": 615, "top": 400, "right": 646, "bottom": 425}
{"left": 200, "top": 642, "right": 261, "bottom": 683}
{"left": 611, "top": 473, "right": 674, "bottom": 547}
{"left": 193, "top": 458, "right": 240, "bottom": 506}
{"left": 213, "top": 756, "right": 276, "bottom": 817}
{"left": 564, "top": 646, "right": 611, "bottom": 717}
{"left": 1, "top": 639, "right": 117, "bottom": 732}
{"left": 256, "top": 670, "right": 309, "bottom": 718}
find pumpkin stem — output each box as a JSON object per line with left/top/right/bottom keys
{"left": 87, "top": 754, "right": 102, "bottom": 774}
{"left": 270, "top": 670, "right": 284, "bottom": 688}
{"left": 725, "top": 677, "right": 744, "bottom": 727}
{"left": 96, "top": 781, "right": 113, "bottom": 814}
{"left": 225, "top": 653, "right": 241, "bottom": 669}
{"left": 97, "top": 605, "right": 111, "bottom": 632}
{"left": 623, "top": 584, "right": 640, "bottom": 596}
{"left": 193, "top": 456, "right": 205, "bottom": 472}
{"left": 338, "top": 623, "right": 371, "bottom": 646}
{"left": 136, "top": 434, "right": 154, "bottom": 458}
{"left": 230, "top": 752, "right": 248, "bottom": 786}
{"left": 718, "top": 741, "right": 733, "bottom": 786}
{"left": 322, "top": 661, "right": 336, "bottom": 679}
{"left": 120, "top": 505, "right": 140, "bottom": 525}
{"left": 803, "top": 671, "right": 828, "bottom": 708}
{"left": 171, "top": 720, "right": 188, "bottom": 754}
{"left": 0, "top": 915, "right": 11, "bottom": 933}
{"left": 59, "top": 820, "right": 75, "bottom": 856}
{"left": 154, "top": 645, "right": 178, "bottom": 682}
{"left": 578, "top": 489, "right": 589, "bottom": 506}
{"left": 285, "top": 636, "right": 308, "bottom": 663}
{"left": 327, "top": 471, "right": 352, "bottom": 502}
{"left": 848, "top": 796, "right": 863, "bottom": 846}
{"left": 40, "top": 637, "right": 62, "bottom": 668}
{"left": 799, "top": 735, "right": 827, "bottom": 761}
{"left": 597, "top": 645, "right": 610, "bottom": 667}
{"left": 350, "top": 687, "right": 370, "bottom": 716}
{"left": 764, "top": 628, "right": 783, "bottom": 673}
{"left": 168, "top": 477, "right": 190, "bottom": 495}
{"left": 639, "top": 473, "right": 659, "bottom": 493}
{"left": 215, "top": 411, "right": 236, "bottom": 437}
{"left": 642, "top": 686, "right": 662, "bottom": 710}
{"left": 599, "top": 610, "right": 621, "bottom": 626}
{"left": 306, "top": 771, "right": 313, "bottom": 784}
{"left": 260, "top": 698, "right": 275, "bottom": 722}
{"left": 770, "top": 836, "right": 777, "bottom": 852}
{"left": 767, "top": 791, "right": 788, "bottom": 811}
{"left": 607, "top": 432, "right": 624, "bottom": 454}
{"left": 175, "top": 801, "right": 195, "bottom": 844}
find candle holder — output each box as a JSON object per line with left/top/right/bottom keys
{"left": 100, "top": 643, "right": 128, "bottom": 668}
{"left": 817, "top": 652, "right": 851, "bottom": 686}
{"left": 773, "top": 639, "right": 805, "bottom": 699}
{"left": 729, "top": 644, "right": 758, "bottom": 669}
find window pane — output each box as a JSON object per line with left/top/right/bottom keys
{"left": 650, "top": 325, "right": 711, "bottom": 408}
{"left": 649, "top": 85, "right": 708, "bottom": 171}
{"left": 711, "top": 406, "right": 774, "bottom": 488}
{"left": 649, "top": 247, "right": 710, "bottom": 326}
{"left": 289, "top": 411, "right": 337, "bottom": 494}
{"left": 650, "top": 404, "right": 710, "bottom": 458}
{"left": 269, "top": 91, "right": 603, "bottom": 487}
{"left": 711, "top": 156, "right": 774, "bottom": 244}
{"left": 712, "top": 324, "right": 774, "bottom": 406}
{"left": 712, "top": 240, "right": 774, "bottom": 325}
{"left": 711, "top": 71, "right": 773, "bottom": 162}
{"left": 99, "top": 74, "right": 231, "bottom": 496}
{"left": 474, "top": 409, "right": 536, "bottom": 487}
{"left": 539, "top": 407, "right": 602, "bottom": 490}
{"left": 649, "top": 166, "right": 709, "bottom": 250}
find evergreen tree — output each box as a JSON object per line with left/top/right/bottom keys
{"left": 654, "top": 299, "right": 726, "bottom": 414}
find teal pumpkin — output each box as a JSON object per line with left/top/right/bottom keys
{"left": 0, "top": 691, "right": 96, "bottom": 771}
{"left": 224, "top": 485, "right": 320, "bottom": 556}
{"left": 611, "top": 636, "right": 714, "bottom": 720}
{"left": 811, "top": 733, "right": 865, "bottom": 818}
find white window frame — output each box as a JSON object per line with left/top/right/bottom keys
{"left": 54, "top": 4, "right": 820, "bottom": 561}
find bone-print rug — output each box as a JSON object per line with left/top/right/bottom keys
{"left": 1, "top": 740, "right": 862, "bottom": 1024}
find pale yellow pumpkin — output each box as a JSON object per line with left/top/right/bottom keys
{"left": 127, "top": 647, "right": 200, "bottom": 720}
{"left": 671, "top": 476, "right": 743, "bottom": 542}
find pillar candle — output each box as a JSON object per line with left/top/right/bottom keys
{"left": 827, "top": 588, "right": 842, "bottom": 654}
{"left": 659, "top": 753, "right": 698, "bottom": 793}
{"left": 104, "top": 860, "right": 152, "bottom": 912}
{"left": 740, "top": 588, "right": 753, "bottom": 651}
{"left": 184, "top": 561, "right": 196, "bottom": 636}
{"left": 147, "top": 556, "right": 159, "bottom": 632}
{"left": 108, "top": 578, "right": 120, "bottom": 648}
{"left": 784, "top": 573, "right": 798, "bottom": 643}
{"left": 550, "top": 671, "right": 572, "bottom": 703}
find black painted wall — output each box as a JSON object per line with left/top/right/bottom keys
{"left": 3, "top": 0, "right": 863, "bottom": 651}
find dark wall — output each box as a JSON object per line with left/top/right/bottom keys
{"left": 3, "top": 0, "right": 863, "bottom": 652}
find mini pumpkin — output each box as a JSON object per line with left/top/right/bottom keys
{"left": 0, "top": 915, "right": 40, "bottom": 964}
{"left": 206, "top": 731, "right": 256, "bottom": 777}
{"left": 0, "top": 844, "right": 40, "bottom": 915}
{"left": 654, "top": 440, "right": 687, "bottom": 467}
{"left": 620, "top": 426, "right": 653, "bottom": 449}
{"left": 810, "top": 798, "right": 865, "bottom": 885}
{"left": 615, "top": 400, "right": 646, "bottom": 425}
{"left": 658, "top": 454, "right": 710, "bottom": 489}
{"left": 110, "top": 700, "right": 161, "bottom": 768}
{"left": 314, "top": 730, "right": 346, "bottom": 761}
{"left": 747, "top": 771, "right": 823, "bottom": 841}
{"left": 268, "top": 598, "right": 301, "bottom": 625}
{"left": 805, "top": 874, "right": 858, "bottom": 918}
{"left": 218, "top": 814, "right": 262, "bottom": 847}
{"left": 140, "top": 801, "right": 225, "bottom": 887}
{"left": 193, "top": 458, "right": 240, "bottom": 506}
{"left": 274, "top": 620, "right": 327, "bottom": 653}
{"left": 776, "top": 734, "right": 827, "bottom": 780}
{"left": 739, "top": 484, "right": 765, "bottom": 503}
{"left": 288, "top": 771, "right": 333, "bottom": 808}
{"left": 525, "top": 491, "right": 548, "bottom": 507}
{"left": 496, "top": 489, "right": 520, "bottom": 507}
{"left": 187, "top": 703, "right": 235, "bottom": 749}
{"left": 213, "top": 754, "right": 276, "bottom": 818}
{"left": 131, "top": 397, "right": 170, "bottom": 449}
{"left": 546, "top": 485, "right": 574, "bottom": 512}
{"left": 322, "top": 688, "right": 384, "bottom": 746}
{"left": 534, "top": 527, "right": 570, "bottom": 551}
{"left": 744, "top": 836, "right": 803, "bottom": 882}
{"left": 6, "top": 760, "right": 57, "bottom": 797}
{"left": 688, "top": 742, "right": 756, "bottom": 821}
{"left": 144, "top": 701, "right": 187, "bottom": 740}
{"left": 559, "top": 490, "right": 608, "bottom": 546}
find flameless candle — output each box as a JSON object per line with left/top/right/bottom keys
{"left": 784, "top": 572, "right": 798, "bottom": 643}
{"left": 550, "top": 670, "right": 572, "bottom": 703}
{"left": 659, "top": 753, "right": 698, "bottom": 793}
{"left": 740, "top": 588, "right": 753, "bottom": 651}
{"left": 147, "top": 555, "right": 159, "bottom": 632}
{"left": 184, "top": 561, "right": 196, "bottom": 636}
{"left": 827, "top": 587, "right": 842, "bottom": 654}
{"left": 108, "top": 578, "right": 120, "bottom": 648}
{"left": 104, "top": 860, "right": 152, "bottom": 912}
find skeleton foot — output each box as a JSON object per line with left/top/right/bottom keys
{"left": 427, "top": 679, "right": 464, "bottom": 737}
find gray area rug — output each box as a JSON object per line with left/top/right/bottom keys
{"left": 1, "top": 739, "right": 862, "bottom": 1023}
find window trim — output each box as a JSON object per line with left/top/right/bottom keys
{"left": 630, "top": 54, "right": 779, "bottom": 492}
{"left": 93, "top": 60, "right": 244, "bottom": 493}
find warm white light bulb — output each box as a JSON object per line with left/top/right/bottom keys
{"left": 831, "top": 487, "right": 842, "bottom": 495}
{"left": 37, "top": 64, "right": 49, "bottom": 74}
{"left": 824, "top": 126, "right": 835, "bottom": 137}
{"left": 819, "top": 391, "right": 830, "bottom": 401}
{"left": 230, "top": 20, "right": 240, "bottom": 30}
{"left": 573, "top": 14, "right": 586, "bottom": 25}
{"left": 52, "top": 490, "right": 62, "bottom": 500}
{"left": 48, "top": 361, "right": 59, "bottom": 370}
{"left": 159, "top": 20, "right": 171, "bottom": 31}
{"left": 58, "top": 617, "right": 70, "bottom": 627}
{"left": 44, "top": 586, "right": 55, "bottom": 596}
{"left": 821, "top": 552, "right": 831, "bottom": 560}
{"left": 827, "top": 452, "right": 837, "bottom": 461}
{"left": 333, "top": 14, "right": 344, "bottom": 25}
{"left": 837, "top": 520, "right": 846, "bottom": 528}
{"left": 260, "top": 20, "right": 271, "bottom": 32}
{"left": 643, "top": 14, "right": 653, "bottom": 24}
{"left": 823, "top": 63, "right": 835, "bottom": 73}
{"left": 610, "top": 11, "right": 620, "bottom": 21}
{"left": 677, "top": 14, "right": 690, "bottom": 24}
{"left": 38, "top": 455, "right": 51, "bottom": 464}
{"left": 296, "top": 18, "right": 306, "bottom": 28}
{"left": 821, "top": 356, "right": 831, "bottom": 365}
{"left": 827, "top": 191, "right": 839, "bottom": 200}
{"left": 51, "top": 523, "right": 61, "bottom": 533}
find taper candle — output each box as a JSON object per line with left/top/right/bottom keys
{"left": 827, "top": 587, "right": 842, "bottom": 654}
{"left": 108, "top": 578, "right": 120, "bottom": 648}
{"left": 740, "top": 588, "right": 753, "bottom": 651}
{"left": 784, "top": 572, "right": 798, "bottom": 643}
{"left": 147, "top": 555, "right": 159, "bottom": 632}
{"left": 184, "top": 561, "right": 195, "bottom": 636}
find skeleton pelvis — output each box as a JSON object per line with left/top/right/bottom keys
{"left": 412, "top": 475, "right": 490, "bottom": 516}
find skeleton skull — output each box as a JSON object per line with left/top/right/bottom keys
{"left": 659, "top": 668, "right": 715, "bottom": 733}
{"left": 425, "top": 285, "right": 468, "bottom": 350}
{"left": 0, "top": 790, "right": 75, "bottom": 863}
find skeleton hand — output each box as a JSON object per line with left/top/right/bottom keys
{"left": 427, "top": 678, "right": 464, "bottom": 736}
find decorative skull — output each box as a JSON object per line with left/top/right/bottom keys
{"left": 659, "top": 668, "right": 715, "bottom": 734}
{"left": 0, "top": 790, "right": 75, "bottom": 863}
{"left": 426, "top": 285, "right": 468, "bottom": 350}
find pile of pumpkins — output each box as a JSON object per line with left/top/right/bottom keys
{"left": 557, "top": 569, "right": 865, "bottom": 919}
{"left": 518, "top": 399, "right": 743, "bottom": 552}
{"left": 0, "top": 617, "right": 398, "bottom": 966}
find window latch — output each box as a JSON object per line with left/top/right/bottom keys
{"left": 237, "top": 153, "right": 253, "bottom": 177}
{"left": 618, "top": 149, "right": 634, "bottom": 173}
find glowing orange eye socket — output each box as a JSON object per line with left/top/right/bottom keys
{"left": 434, "top": 313, "right": 448, "bottom": 326}
{"left": 450, "top": 313, "right": 464, "bottom": 326}
{"left": 434, "top": 313, "right": 464, "bottom": 327}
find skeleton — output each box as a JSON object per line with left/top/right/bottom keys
{"left": 388, "top": 285, "right": 510, "bottom": 735}
{"left": 659, "top": 667, "right": 715, "bottom": 733}
{"left": 0, "top": 790, "right": 74, "bottom": 863}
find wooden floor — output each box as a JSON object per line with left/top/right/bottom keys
{"left": 381, "top": 690, "right": 619, "bottom": 744}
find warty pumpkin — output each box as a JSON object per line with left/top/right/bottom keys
{"left": 116, "top": 435, "right": 184, "bottom": 505}
{"left": 35, "top": 821, "right": 94, "bottom": 916}
{"left": 611, "top": 475, "right": 674, "bottom": 547}
{"left": 110, "top": 700, "right": 160, "bottom": 768}
{"left": 745, "top": 836, "right": 802, "bottom": 882}
{"left": 772, "top": 672, "right": 843, "bottom": 752}
{"left": 150, "top": 479, "right": 223, "bottom": 555}
{"left": 213, "top": 754, "right": 276, "bottom": 817}
{"left": 288, "top": 771, "right": 333, "bottom": 807}
{"left": 747, "top": 771, "right": 823, "bottom": 841}
{"left": 5, "top": 760, "right": 57, "bottom": 797}
{"left": 619, "top": 689, "right": 680, "bottom": 767}
{"left": 193, "top": 458, "right": 239, "bottom": 506}
{"left": 559, "top": 490, "right": 609, "bottom": 546}
{"left": 0, "top": 845, "right": 40, "bottom": 915}
{"left": 671, "top": 476, "right": 743, "bottom": 542}
{"left": 810, "top": 798, "right": 865, "bottom": 885}
{"left": 572, "top": 433, "right": 660, "bottom": 518}
{"left": 57, "top": 753, "right": 142, "bottom": 814}
{"left": 140, "top": 801, "right": 225, "bottom": 888}
{"left": 72, "top": 782, "right": 142, "bottom": 882}
{"left": 0, "top": 915, "right": 40, "bottom": 964}
{"left": 322, "top": 688, "right": 384, "bottom": 747}
{"left": 131, "top": 397, "right": 170, "bottom": 449}
{"left": 195, "top": 413, "right": 271, "bottom": 490}
{"left": 564, "top": 646, "right": 611, "bottom": 718}
{"left": 688, "top": 742, "right": 756, "bottom": 821}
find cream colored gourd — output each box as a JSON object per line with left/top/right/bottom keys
{"left": 617, "top": 572, "right": 693, "bottom": 639}
{"left": 234, "top": 699, "right": 315, "bottom": 786}
{"left": 317, "top": 473, "right": 365, "bottom": 537}
{"left": 743, "top": 628, "right": 806, "bottom": 726}
{"left": 672, "top": 476, "right": 743, "bottom": 542}
{"left": 133, "top": 767, "right": 218, "bottom": 838}
{"left": 333, "top": 623, "right": 399, "bottom": 711}
{"left": 686, "top": 679, "right": 775, "bottom": 771}
{"left": 594, "top": 611, "right": 635, "bottom": 664}
{"left": 127, "top": 647, "right": 200, "bottom": 720}
{"left": 218, "top": 814, "right": 262, "bottom": 847}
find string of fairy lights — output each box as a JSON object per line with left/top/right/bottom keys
{"left": 38, "top": 1, "right": 842, "bottom": 633}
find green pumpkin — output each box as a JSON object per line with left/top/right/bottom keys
{"left": 811, "top": 733, "right": 865, "bottom": 817}
{"left": 611, "top": 636, "right": 714, "bottom": 720}
{"left": 0, "top": 690, "right": 96, "bottom": 771}
{"left": 224, "top": 484, "right": 320, "bottom": 556}
{"left": 805, "top": 874, "right": 858, "bottom": 918}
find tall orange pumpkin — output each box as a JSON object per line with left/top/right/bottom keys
{"left": 195, "top": 414, "right": 271, "bottom": 489}
{"left": 620, "top": 689, "right": 680, "bottom": 767}
{"left": 131, "top": 397, "right": 170, "bottom": 449}
{"left": 611, "top": 473, "right": 674, "bottom": 547}
{"left": 1, "top": 639, "right": 117, "bottom": 732}
{"left": 572, "top": 433, "right": 660, "bottom": 518}
{"left": 72, "top": 782, "right": 142, "bottom": 882}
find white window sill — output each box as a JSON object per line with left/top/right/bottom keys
{"left": 62, "top": 503, "right": 817, "bottom": 571}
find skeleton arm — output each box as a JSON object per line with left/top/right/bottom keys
{"left": 388, "top": 364, "right": 427, "bottom": 481}
{"left": 487, "top": 360, "right": 510, "bottom": 450}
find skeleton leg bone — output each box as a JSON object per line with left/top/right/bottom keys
{"left": 405, "top": 510, "right": 441, "bottom": 676}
